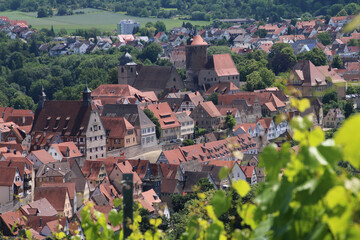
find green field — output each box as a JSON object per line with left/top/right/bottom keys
{"left": 0, "top": 9, "right": 210, "bottom": 33}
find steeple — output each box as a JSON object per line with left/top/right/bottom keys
{"left": 37, "top": 85, "right": 46, "bottom": 110}
{"left": 83, "top": 81, "right": 91, "bottom": 107}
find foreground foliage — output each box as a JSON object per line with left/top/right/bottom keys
{"left": 34, "top": 98, "right": 360, "bottom": 240}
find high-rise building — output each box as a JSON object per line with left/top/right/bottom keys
{"left": 117, "top": 20, "right": 141, "bottom": 34}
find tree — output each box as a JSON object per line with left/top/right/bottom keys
{"left": 207, "top": 46, "right": 232, "bottom": 56}
{"left": 57, "top": 5, "right": 67, "bottom": 16}
{"left": 297, "top": 47, "right": 328, "bottom": 66}
{"left": 332, "top": 55, "right": 343, "bottom": 69}
{"left": 317, "top": 32, "right": 332, "bottom": 46}
{"left": 154, "top": 21, "right": 166, "bottom": 33}
{"left": 225, "top": 114, "right": 236, "bottom": 130}
{"left": 194, "top": 125, "right": 206, "bottom": 138}
{"left": 29, "top": 39, "right": 39, "bottom": 56}
{"left": 143, "top": 108, "right": 161, "bottom": 139}
{"left": 336, "top": 9, "right": 348, "bottom": 16}
{"left": 254, "top": 29, "right": 267, "bottom": 38}
{"left": 207, "top": 93, "right": 218, "bottom": 105}
{"left": 7, "top": 52, "right": 24, "bottom": 70}
{"left": 322, "top": 89, "right": 338, "bottom": 104}
{"left": 37, "top": 7, "right": 48, "bottom": 18}
{"left": 268, "top": 43, "right": 297, "bottom": 75}
{"left": 344, "top": 101, "right": 354, "bottom": 118}
{"left": 183, "top": 139, "right": 195, "bottom": 146}
{"left": 246, "top": 71, "right": 266, "bottom": 91}
{"left": 139, "top": 43, "right": 162, "bottom": 63}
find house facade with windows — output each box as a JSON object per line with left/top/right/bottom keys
{"left": 102, "top": 104, "right": 157, "bottom": 148}
{"left": 31, "top": 86, "right": 106, "bottom": 160}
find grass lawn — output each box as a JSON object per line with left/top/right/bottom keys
{"left": 0, "top": 9, "right": 210, "bottom": 33}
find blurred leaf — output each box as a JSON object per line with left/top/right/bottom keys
{"left": 344, "top": 14, "right": 360, "bottom": 33}
{"left": 233, "top": 180, "right": 251, "bottom": 197}
{"left": 308, "top": 127, "right": 324, "bottom": 147}
{"left": 335, "top": 114, "right": 360, "bottom": 168}
{"left": 211, "top": 190, "right": 231, "bottom": 217}
{"left": 219, "top": 167, "right": 230, "bottom": 180}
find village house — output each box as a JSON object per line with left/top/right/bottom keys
{"left": 323, "top": 108, "right": 345, "bottom": 128}
{"left": 27, "top": 149, "right": 57, "bottom": 170}
{"left": 117, "top": 52, "right": 184, "bottom": 94}
{"left": 47, "top": 142, "right": 82, "bottom": 162}
{"left": 91, "top": 84, "right": 158, "bottom": 107}
{"left": 190, "top": 101, "right": 222, "bottom": 131}
{"left": 198, "top": 53, "right": 240, "bottom": 88}
{"left": 102, "top": 116, "right": 138, "bottom": 151}
{"left": 30, "top": 86, "right": 107, "bottom": 160}
{"left": 34, "top": 187, "right": 73, "bottom": 217}
{"left": 145, "top": 102, "right": 181, "bottom": 142}
{"left": 0, "top": 166, "right": 23, "bottom": 207}
{"left": 175, "top": 112, "right": 194, "bottom": 140}
{"left": 256, "top": 118, "right": 277, "bottom": 140}
{"left": 82, "top": 159, "right": 108, "bottom": 189}
{"left": 109, "top": 160, "right": 143, "bottom": 196}
{"left": 101, "top": 104, "right": 157, "bottom": 148}
{"left": 290, "top": 60, "right": 346, "bottom": 99}
{"left": 164, "top": 91, "right": 204, "bottom": 112}
{"left": 204, "top": 81, "right": 240, "bottom": 97}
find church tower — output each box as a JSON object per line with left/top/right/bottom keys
{"left": 83, "top": 81, "right": 91, "bottom": 107}
{"left": 118, "top": 52, "right": 137, "bottom": 86}
{"left": 185, "top": 29, "right": 208, "bottom": 90}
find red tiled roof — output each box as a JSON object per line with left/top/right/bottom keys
{"left": 240, "top": 165, "right": 255, "bottom": 178}
{"left": 0, "top": 166, "right": 17, "bottom": 186}
{"left": 34, "top": 187, "right": 68, "bottom": 212}
{"left": 145, "top": 102, "right": 181, "bottom": 129}
{"left": 82, "top": 160, "right": 105, "bottom": 180}
{"left": 0, "top": 210, "right": 25, "bottom": 235}
{"left": 51, "top": 142, "right": 82, "bottom": 159}
{"left": 29, "top": 149, "right": 56, "bottom": 164}
{"left": 205, "top": 82, "right": 239, "bottom": 96}
{"left": 160, "top": 163, "right": 180, "bottom": 179}
{"left": 162, "top": 148, "right": 185, "bottom": 164}
{"left": 213, "top": 54, "right": 239, "bottom": 77}
{"left": 200, "top": 101, "right": 222, "bottom": 118}
{"left": 102, "top": 116, "right": 134, "bottom": 138}
{"left": 41, "top": 182, "right": 76, "bottom": 200}
{"left": 191, "top": 35, "right": 207, "bottom": 46}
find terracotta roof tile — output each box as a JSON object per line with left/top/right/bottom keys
{"left": 213, "top": 54, "right": 239, "bottom": 76}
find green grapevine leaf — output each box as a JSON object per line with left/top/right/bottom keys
{"left": 219, "top": 166, "right": 230, "bottom": 180}
{"left": 210, "top": 190, "right": 231, "bottom": 217}
{"left": 335, "top": 114, "right": 360, "bottom": 168}
{"left": 233, "top": 180, "right": 251, "bottom": 197}
{"left": 308, "top": 127, "right": 324, "bottom": 147}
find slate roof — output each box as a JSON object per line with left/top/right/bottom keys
{"left": 133, "top": 66, "right": 180, "bottom": 90}
{"left": 31, "top": 101, "right": 91, "bottom": 137}
{"left": 102, "top": 104, "right": 155, "bottom": 129}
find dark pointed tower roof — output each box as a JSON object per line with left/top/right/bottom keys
{"left": 119, "top": 52, "right": 135, "bottom": 65}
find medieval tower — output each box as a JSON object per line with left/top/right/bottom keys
{"left": 117, "top": 52, "right": 137, "bottom": 85}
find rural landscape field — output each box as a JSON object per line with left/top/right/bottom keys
{"left": 0, "top": 8, "right": 210, "bottom": 32}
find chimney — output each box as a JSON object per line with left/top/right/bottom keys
{"left": 328, "top": 64, "right": 332, "bottom": 71}
{"left": 8, "top": 159, "right": 12, "bottom": 167}
{"left": 39, "top": 218, "right": 43, "bottom": 226}
{"left": 13, "top": 149, "right": 16, "bottom": 154}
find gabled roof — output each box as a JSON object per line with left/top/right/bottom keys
{"left": 20, "top": 198, "right": 58, "bottom": 217}
{"left": 240, "top": 166, "right": 255, "bottom": 178}
{"left": 0, "top": 166, "right": 18, "bottom": 186}
{"left": 36, "top": 162, "right": 71, "bottom": 178}
{"left": 161, "top": 179, "right": 180, "bottom": 194}
{"left": 34, "top": 187, "right": 69, "bottom": 212}
{"left": 162, "top": 148, "right": 185, "bottom": 164}
{"left": 145, "top": 102, "right": 181, "bottom": 129}
{"left": 160, "top": 163, "right": 180, "bottom": 179}
{"left": 50, "top": 142, "right": 82, "bottom": 159}
{"left": 212, "top": 54, "right": 239, "bottom": 76}
{"left": 0, "top": 210, "right": 25, "bottom": 235}
{"left": 199, "top": 101, "right": 222, "bottom": 118}
{"left": 92, "top": 84, "right": 158, "bottom": 102}
{"left": 31, "top": 101, "right": 92, "bottom": 137}
{"left": 102, "top": 116, "right": 135, "bottom": 138}
{"left": 28, "top": 149, "right": 56, "bottom": 164}
{"left": 0, "top": 157, "right": 33, "bottom": 179}
{"left": 102, "top": 104, "right": 155, "bottom": 129}
{"left": 113, "top": 161, "right": 142, "bottom": 184}
{"left": 82, "top": 160, "right": 105, "bottom": 180}
{"left": 205, "top": 82, "right": 239, "bottom": 96}
{"left": 127, "top": 159, "right": 150, "bottom": 179}
{"left": 41, "top": 182, "right": 76, "bottom": 201}
{"left": 133, "top": 66, "right": 182, "bottom": 91}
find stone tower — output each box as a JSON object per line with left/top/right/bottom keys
{"left": 118, "top": 52, "right": 137, "bottom": 86}
{"left": 185, "top": 31, "right": 208, "bottom": 90}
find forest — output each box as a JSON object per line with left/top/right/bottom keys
{"left": 2, "top": 0, "right": 360, "bottom": 21}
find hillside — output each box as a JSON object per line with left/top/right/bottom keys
{"left": 2, "top": 0, "right": 360, "bottom": 21}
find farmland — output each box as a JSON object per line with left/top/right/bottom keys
{"left": 0, "top": 9, "right": 210, "bottom": 33}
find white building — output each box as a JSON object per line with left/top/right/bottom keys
{"left": 117, "top": 20, "right": 141, "bottom": 34}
